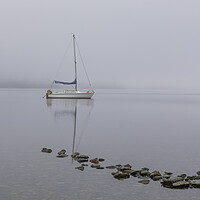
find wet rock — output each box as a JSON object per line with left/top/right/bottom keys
{"left": 76, "top": 155, "right": 89, "bottom": 163}
{"left": 186, "top": 175, "right": 200, "bottom": 180}
{"left": 112, "top": 172, "right": 130, "bottom": 180}
{"left": 120, "top": 166, "right": 132, "bottom": 172}
{"left": 91, "top": 164, "right": 100, "bottom": 168}
{"left": 41, "top": 148, "right": 52, "bottom": 153}
{"left": 75, "top": 166, "right": 84, "bottom": 171}
{"left": 163, "top": 174, "right": 171, "bottom": 179}
{"left": 140, "top": 169, "right": 150, "bottom": 177}
{"left": 58, "top": 149, "right": 66, "bottom": 155}
{"left": 138, "top": 179, "right": 150, "bottom": 184}
{"left": 96, "top": 166, "right": 104, "bottom": 169}
{"left": 119, "top": 164, "right": 132, "bottom": 173}
{"left": 177, "top": 174, "right": 187, "bottom": 179}
{"left": 99, "top": 158, "right": 105, "bottom": 162}
{"left": 71, "top": 152, "right": 80, "bottom": 158}
{"left": 197, "top": 171, "right": 200, "bottom": 176}
{"left": 106, "top": 165, "right": 116, "bottom": 169}
{"left": 164, "top": 171, "right": 173, "bottom": 176}
{"left": 160, "top": 177, "right": 184, "bottom": 188}
{"left": 131, "top": 170, "right": 141, "bottom": 177}
{"left": 172, "top": 181, "right": 190, "bottom": 189}
{"left": 77, "top": 155, "right": 89, "bottom": 159}
{"left": 81, "top": 164, "right": 88, "bottom": 166}
{"left": 121, "top": 169, "right": 134, "bottom": 173}
{"left": 153, "top": 176, "right": 163, "bottom": 181}
{"left": 141, "top": 167, "right": 149, "bottom": 171}
{"left": 191, "top": 181, "right": 200, "bottom": 188}
{"left": 90, "top": 158, "right": 99, "bottom": 164}
{"left": 56, "top": 154, "right": 68, "bottom": 158}
{"left": 116, "top": 165, "right": 122, "bottom": 171}
{"left": 124, "top": 164, "right": 132, "bottom": 168}
{"left": 150, "top": 171, "right": 161, "bottom": 179}
{"left": 76, "top": 158, "right": 88, "bottom": 163}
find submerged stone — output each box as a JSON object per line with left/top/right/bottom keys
{"left": 81, "top": 164, "right": 88, "bottom": 166}
{"left": 106, "top": 165, "right": 116, "bottom": 169}
{"left": 164, "top": 171, "right": 173, "bottom": 175}
{"left": 96, "top": 166, "right": 104, "bottom": 169}
{"left": 75, "top": 166, "right": 84, "bottom": 171}
{"left": 138, "top": 179, "right": 150, "bottom": 184}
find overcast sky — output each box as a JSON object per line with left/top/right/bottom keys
{"left": 0, "top": 0, "right": 200, "bottom": 89}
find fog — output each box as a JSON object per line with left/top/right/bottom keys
{"left": 0, "top": 0, "right": 200, "bottom": 89}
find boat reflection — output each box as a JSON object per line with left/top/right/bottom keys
{"left": 46, "top": 98, "right": 93, "bottom": 157}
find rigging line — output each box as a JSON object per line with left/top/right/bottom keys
{"left": 75, "top": 39, "right": 93, "bottom": 90}
{"left": 50, "top": 38, "right": 72, "bottom": 89}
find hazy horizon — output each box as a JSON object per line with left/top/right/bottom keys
{"left": 1, "top": 0, "right": 200, "bottom": 90}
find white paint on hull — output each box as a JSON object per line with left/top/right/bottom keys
{"left": 46, "top": 90, "right": 94, "bottom": 99}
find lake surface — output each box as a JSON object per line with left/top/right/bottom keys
{"left": 1, "top": 89, "right": 200, "bottom": 199}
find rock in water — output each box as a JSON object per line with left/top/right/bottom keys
{"left": 160, "top": 177, "right": 184, "bottom": 188}
{"left": 172, "top": 181, "right": 189, "bottom": 189}
{"left": 56, "top": 154, "right": 68, "bottom": 158}
{"left": 71, "top": 152, "right": 80, "bottom": 158}
{"left": 106, "top": 166, "right": 116, "bottom": 169}
{"left": 90, "top": 158, "right": 99, "bottom": 164}
{"left": 58, "top": 149, "right": 66, "bottom": 155}
{"left": 191, "top": 181, "right": 200, "bottom": 188}
{"left": 112, "top": 172, "right": 130, "bottom": 180}
{"left": 75, "top": 166, "right": 84, "bottom": 171}
{"left": 138, "top": 179, "right": 150, "bottom": 184}
{"left": 91, "top": 164, "right": 100, "bottom": 168}
{"left": 41, "top": 148, "right": 52, "bottom": 153}
{"left": 196, "top": 171, "right": 200, "bottom": 176}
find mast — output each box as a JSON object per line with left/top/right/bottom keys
{"left": 73, "top": 34, "right": 77, "bottom": 91}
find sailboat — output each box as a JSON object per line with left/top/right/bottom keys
{"left": 46, "top": 34, "right": 95, "bottom": 99}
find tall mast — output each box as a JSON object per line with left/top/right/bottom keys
{"left": 73, "top": 34, "right": 77, "bottom": 91}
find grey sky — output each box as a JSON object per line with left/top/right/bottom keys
{"left": 0, "top": 0, "right": 200, "bottom": 89}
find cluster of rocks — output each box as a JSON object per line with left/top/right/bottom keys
{"left": 71, "top": 152, "right": 105, "bottom": 170}
{"left": 41, "top": 148, "right": 200, "bottom": 189}
{"left": 109, "top": 165, "right": 200, "bottom": 189}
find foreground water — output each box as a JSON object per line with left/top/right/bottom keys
{"left": 1, "top": 89, "right": 200, "bottom": 199}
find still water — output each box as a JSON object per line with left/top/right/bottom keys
{"left": 1, "top": 89, "right": 200, "bottom": 199}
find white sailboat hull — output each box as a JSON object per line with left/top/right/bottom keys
{"left": 46, "top": 90, "right": 94, "bottom": 99}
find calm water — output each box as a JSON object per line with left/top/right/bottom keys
{"left": 1, "top": 89, "right": 200, "bottom": 199}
